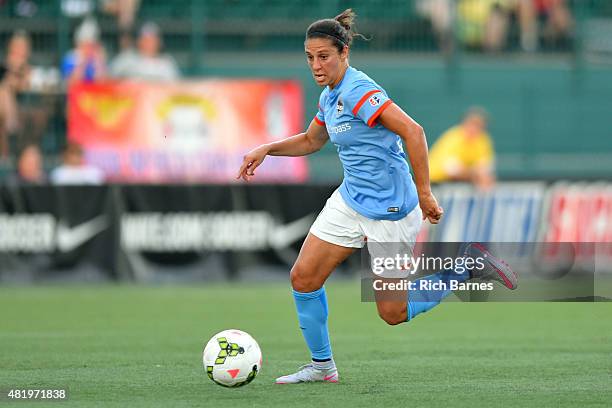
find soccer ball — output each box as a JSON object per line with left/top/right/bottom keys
{"left": 202, "top": 329, "right": 262, "bottom": 387}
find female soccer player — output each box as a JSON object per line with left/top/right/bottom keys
{"left": 236, "top": 9, "right": 516, "bottom": 384}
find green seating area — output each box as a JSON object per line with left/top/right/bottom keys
{"left": 2, "top": 0, "right": 611, "bottom": 23}
{"left": 0, "top": 0, "right": 611, "bottom": 175}
{"left": 0, "top": 0, "right": 608, "bottom": 66}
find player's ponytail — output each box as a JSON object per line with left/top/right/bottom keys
{"left": 306, "top": 8, "right": 367, "bottom": 52}
{"left": 334, "top": 8, "right": 355, "bottom": 33}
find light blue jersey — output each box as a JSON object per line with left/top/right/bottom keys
{"left": 315, "top": 66, "right": 418, "bottom": 221}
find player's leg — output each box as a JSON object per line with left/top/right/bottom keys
{"left": 375, "top": 242, "right": 518, "bottom": 325}
{"left": 462, "top": 242, "right": 517, "bottom": 289}
{"left": 275, "top": 234, "right": 355, "bottom": 384}
{"left": 364, "top": 205, "right": 425, "bottom": 325}
{"left": 366, "top": 206, "right": 514, "bottom": 325}
{"left": 290, "top": 234, "right": 355, "bottom": 292}
{"left": 374, "top": 286, "right": 409, "bottom": 325}
{"left": 401, "top": 243, "right": 517, "bottom": 322}
{"left": 290, "top": 232, "right": 355, "bottom": 359}
{"left": 374, "top": 269, "right": 470, "bottom": 325}
{"left": 372, "top": 262, "right": 471, "bottom": 325}
{"left": 276, "top": 190, "right": 363, "bottom": 384}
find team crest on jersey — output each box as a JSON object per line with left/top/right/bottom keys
{"left": 336, "top": 99, "right": 344, "bottom": 116}
{"left": 369, "top": 95, "right": 381, "bottom": 107}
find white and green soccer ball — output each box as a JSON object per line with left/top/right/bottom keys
{"left": 203, "top": 329, "right": 262, "bottom": 387}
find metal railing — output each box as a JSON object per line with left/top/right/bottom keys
{"left": 0, "top": 0, "right": 611, "bottom": 171}
{"left": 0, "top": 0, "right": 610, "bottom": 67}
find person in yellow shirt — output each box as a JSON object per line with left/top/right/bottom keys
{"left": 429, "top": 107, "right": 495, "bottom": 189}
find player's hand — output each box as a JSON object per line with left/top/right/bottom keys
{"left": 236, "top": 145, "right": 269, "bottom": 182}
{"left": 419, "top": 191, "right": 443, "bottom": 224}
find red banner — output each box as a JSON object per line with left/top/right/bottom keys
{"left": 67, "top": 80, "right": 307, "bottom": 182}
{"left": 543, "top": 183, "right": 612, "bottom": 243}
{"left": 537, "top": 183, "right": 612, "bottom": 265}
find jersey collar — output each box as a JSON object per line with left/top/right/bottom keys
{"left": 328, "top": 66, "right": 354, "bottom": 96}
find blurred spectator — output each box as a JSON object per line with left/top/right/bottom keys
{"left": 109, "top": 30, "right": 138, "bottom": 74}
{"left": 509, "top": 0, "right": 538, "bottom": 52}
{"left": 62, "top": 18, "right": 107, "bottom": 85}
{"left": 109, "top": 22, "right": 179, "bottom": 81}
{"left": 418, "top": 0, "right": 524, "bottom": 53}
{"left": 456, "top": 0, "right": 573, "bottom": 52}
{"left": 533, "top": 0, "right": 574, "bottom": 49}
{"left": 15, "top": 0, "right": 38, "bottom": 17}
{"left": 428, "top": 107, "right": 496, "bottom": 190}
{"left": 0, "top": 31, "right": 31, "bottom": 159}
{"left": 5, "top": 144, "right": 46, "bottom": 184}
{"left": 117, "top": 29, "right": 135, "bottom": 53}
{"left": 101, "top": 0, "right": 140, "bottom": 32}
{"left": 501, "top": 0, "right": 574, "bottom": 52}
{"left": 50, "top": 142, "right": 104, "bottom": 185}
{"left": 457, "top": 0, "right": 511, "bottom": 52}
{"left": 61, "top": 0, "right": 95, "bottom": 17}
{"left": 415, "top": 0, "right": 453, "bottom": 52}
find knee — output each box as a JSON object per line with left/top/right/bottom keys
{"left": 290, "top": 263, "right": 320, "bottom": 293}
{"left": 377, "top": 304, "right": 407, "bottom": 326}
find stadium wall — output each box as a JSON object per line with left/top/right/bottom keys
{"left": 199, "top": 57, "right": 612, "bottom": 181}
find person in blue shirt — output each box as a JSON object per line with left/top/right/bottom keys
{"left": 237, "top": 9, "right": 517, "bottom": 384}
{"left": 61, "top": 18, "right": 106, "bottom": 85}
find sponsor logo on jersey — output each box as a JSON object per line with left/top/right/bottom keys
{"left": 329, "top": 123, "right": 351, "bottom": 134}
{"left": 336, "top": 99, "right": 344, "bottom": 116}
{"left": 369, "top": 95, "right": 381, "bottom": 107}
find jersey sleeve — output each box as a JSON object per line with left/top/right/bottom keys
{"left": 345, "top": 81, "right": 393, "bottom": 127}
{"left": 314, "top": 103, "right": 325, "bottom": 126}
{"left": 313, "top": 90, "right": 327, "bottom": 126}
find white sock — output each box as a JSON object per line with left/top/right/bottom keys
{"left": 312, "top": 358, "right": 335, "bottom": 371}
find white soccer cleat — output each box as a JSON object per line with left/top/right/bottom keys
{"left": 275, "top": 364, "right": 339, "bottom": 384}
{"left": 463, "top": 242, "right": 518, "bottom": 290}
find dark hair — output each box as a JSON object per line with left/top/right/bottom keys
{"left": 306, "top": 9, "right": 364, "bottom": 52}
{"left": 11, "top": 29, "right": 31, "bottom": 44}
{"left": 463, "top": 106, "right": 490, "bottom": 122}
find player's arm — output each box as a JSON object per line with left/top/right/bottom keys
{"left": 377, "top": 103, "right": 443, "bottom": 224}
{"left": 236, "top": 119, "right": 329, "bottom": 181}
{"left": 471, "top": 137, "right": 496, "bottom": 190}
{"left": 267, "top": 119, "right": 329, "bottom": 157}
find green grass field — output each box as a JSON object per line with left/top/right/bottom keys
{"left": 1, "top": 282, "right": 610, "bottom": 407}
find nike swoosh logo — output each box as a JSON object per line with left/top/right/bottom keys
{"left": 268, "top": 214, "right": 316, "bottom": 249}
{"left": 323, "top": 374, "right": 337, "bottom": 381}
{"left": 56, "top": 215, "right": 108, "bottom": 253}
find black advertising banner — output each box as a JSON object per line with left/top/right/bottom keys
{"left": 117, "top": 184, "right": 339, "bottom": 282}
{"left": 118, "top": 185, "right": 236, "bottom": 282}
{"left": 0, "top": 184, "right": 337, "bottom": 283}
{"left": 0, "top": 185, "right": 117, "bottom": 282}
{"left": 0, "top": 182, "right": 610, "bottom": 297}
